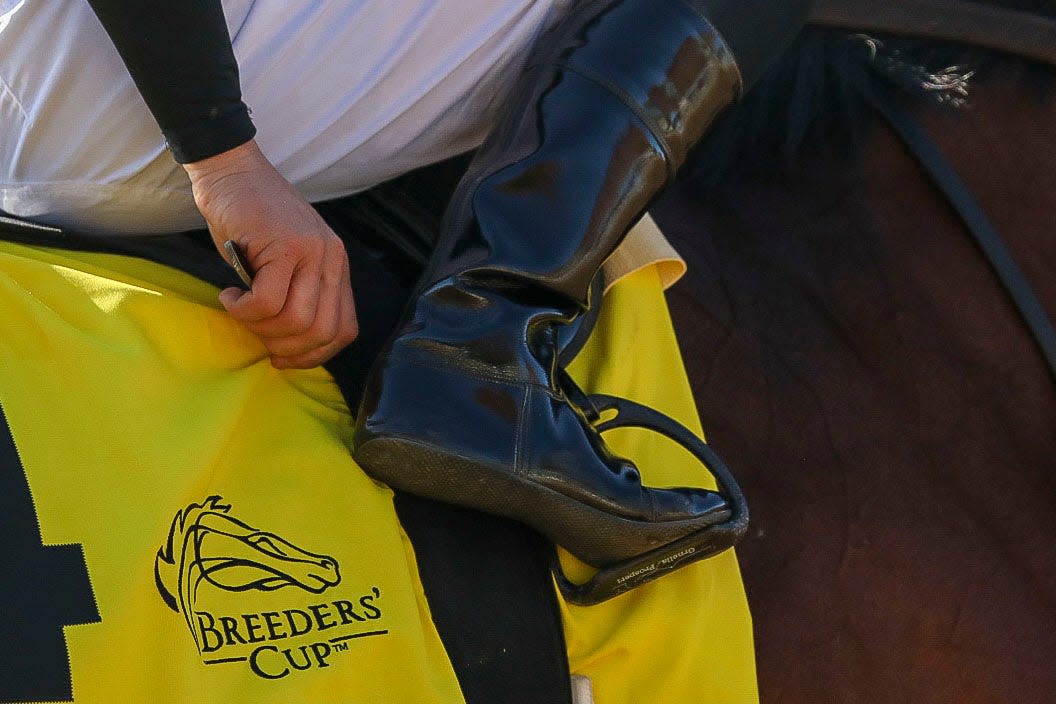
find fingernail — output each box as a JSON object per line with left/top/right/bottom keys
{"left": 218, "top": 287, "right": 242, "bottom": 308}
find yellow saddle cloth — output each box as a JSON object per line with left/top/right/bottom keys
{"left": 0, "top": 240, "right": 755, "bottom": 703}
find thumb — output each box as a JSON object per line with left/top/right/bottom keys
{"left": 219, "top": 286, "right": 246, "bottom": 310}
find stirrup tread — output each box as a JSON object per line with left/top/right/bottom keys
{"left": 553, "top": 393, "right": 749, "bottom": 605}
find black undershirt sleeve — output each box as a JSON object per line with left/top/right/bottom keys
{"left": 86, "top": 0, "right": 256, "bottom": 164}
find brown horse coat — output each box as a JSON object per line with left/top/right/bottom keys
{"left": 655, "top": 26, "right": 1056, "bottom": 703}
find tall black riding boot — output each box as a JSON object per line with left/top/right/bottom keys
{"left": 355, "top": 0, "right": 808, "bottom": 590}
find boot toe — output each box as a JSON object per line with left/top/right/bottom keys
{"left": 649, "top": 486, "right": 729, "bottom": 523}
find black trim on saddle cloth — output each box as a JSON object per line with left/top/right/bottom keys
{"left": 0, "top": 154, "right": 574, "bottom": 704}
{"left": 0, "top": 404, "right": 101, "bottom": 701}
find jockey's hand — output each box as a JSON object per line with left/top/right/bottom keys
{"left": 184, "top": 139, "right": 358, "bottom": 369}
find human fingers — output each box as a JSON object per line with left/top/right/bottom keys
{"left": 253, "top": 263, "right": 333, "bottom": 359}
{"left": 219, "top": 248, "right": 297, "bottom": 324}
{"left": 270, "top": 262, "right": 358, "bottom": 369}
{"left": 240, "top": 256, "right": 323, "bottom": 341}
{"left": 236, "top": 235, "right": 355, "bottom": 364}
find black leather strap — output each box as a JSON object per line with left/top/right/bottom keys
{"left": 810, "top": 0, "right": 1056, "bottom": 70}
{"left": 858, "top": 81, "right": 1056, "bottom": 382}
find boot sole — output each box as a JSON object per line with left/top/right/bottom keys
{"left": 354, "top": 434, "right": 732, "bottom": 568}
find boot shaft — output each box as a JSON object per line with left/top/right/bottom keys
{"left": 355, "top": 0, "right": 807, "bottom": 599}
{"left": 429, "top": 0, "right": 747, "bottom": 305}
{"left": 397, "top": 0, "right": 797, "bottom": 371}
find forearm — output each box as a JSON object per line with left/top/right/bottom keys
{"left": 85, "top": 0, "right": 255, "bottom": 163}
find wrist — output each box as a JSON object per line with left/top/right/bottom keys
{"left": 183, "top": 139, "right": 282, "bottom": 218}
{"left": 182, "top": 138, "right": 268, "bottom": 187}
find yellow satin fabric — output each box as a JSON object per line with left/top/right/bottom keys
{"left": 0, "top": 240, "right": 754, "bottom": 703}
{"left": 561, "top": 264, "right": 757, "bottom": 704}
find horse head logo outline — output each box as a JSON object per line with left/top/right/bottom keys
{"left": 154, "top": 496, "right": 341, "bottom": 652}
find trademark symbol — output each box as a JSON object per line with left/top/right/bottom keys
{"left": 332, "top": 641, "right": 350, "bottom": 652}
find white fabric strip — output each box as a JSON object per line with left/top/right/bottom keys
{"left": 571, "top": 674, "right": 596, "bottom": 704}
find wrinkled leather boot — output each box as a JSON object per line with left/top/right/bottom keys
{"left": 355, "top": 0, "right": 808, "bottom": 583}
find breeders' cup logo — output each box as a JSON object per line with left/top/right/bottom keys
{"left": 155, "top": 496, "right": 385, "bottom": 680}
{"left": 154, "top": 496, "right": 341, "bottom": 633}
